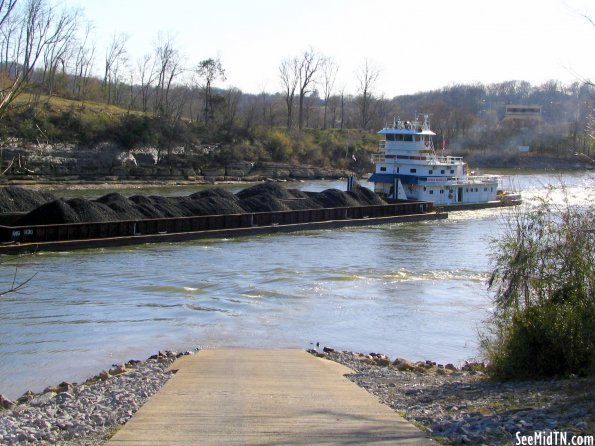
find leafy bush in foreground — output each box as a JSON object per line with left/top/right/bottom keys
{"left": 482, "top": 187, "right": 595, "bottom": 379}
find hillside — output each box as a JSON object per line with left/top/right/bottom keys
{"left": 0, "top": 95, "right": 379, "bottom": 182}
{"left": 0, "top": 81, "right": 593, "bottom": 184}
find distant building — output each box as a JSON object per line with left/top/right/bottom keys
{"left": 502, "top": 105, "right": 542, "bottom": 128}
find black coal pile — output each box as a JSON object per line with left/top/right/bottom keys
{"left": 0, "top": 186, "right": 55, "bottom": 213}
{"left": 237, "top": 182, "right": 292, "bottom": 212}
{"left": 17, "top": 200, "right": 82, "bottom": 225}
{"left": 308, "top": 189, "right": 361, "bottom": 208}
{"left": 347, "top": 185, "right": 387, "bottom": 206}
{"left": 239, "top": 195, "right": 291, "bottom": 213}
{"left": 128, "top": 195, "right": 168, "bottom": 219}
{"left": 96, "top": 193, "right": 147, "bottom": 220}
{"left": 189, "top": 188, "right": 240, "bottom": 202}
{"left": 237, "top": 182, "right": 322, "bottom": 212}
{"left": 14, "top": 182, "right": 387, "bottom": 226}
{"left": 66, "top": 198, "right": 121, "bottom": 222}
{"left": 237, "top": 182, "right": 300, "bottom": 201}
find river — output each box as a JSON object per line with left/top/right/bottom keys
{"left": 0, "top": 171, "right": 593, "bottom": 399}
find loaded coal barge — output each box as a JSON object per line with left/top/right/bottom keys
{"left": 0, "top": 183, "right": 445, "bottom": 254}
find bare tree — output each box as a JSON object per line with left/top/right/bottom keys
{"left": 40, "top": 6, "right": 78, "bottom": 99}
{"left": 0, "top": 0, "right": 22, "bottom": 105}
{"left": 195, "top": 57, "right": 226, "bottom": 126}
{"left": 0, "top": 263, "right": 36, "bottom": 296}
{"left": 224, "top": 86, "right": 242, "bottom": 128}
{"left": 582, "top": 14, "right": 594, "bottom": 139}
{"left": 339, "top": 87, "right": 346, "bottom": 129}
{"left": 153, "top": 33, "right": 182, "bottom": 119}
{"left": 279, "top": 57, "right": 298, "bottom": 130}
{"left": 0, "top": 0, "right": 18, "bottom": 28}
{"left": 587, "top": 89, "right": 595, "bottom": 140}
{"left": 296, "top": 47, "right": 321, "bottom": 130}
{"left": 0, "top": 0, "right": 18, "bottom": 73}
{"left": 151, "top": 33, "right": 186, "bottom": 165}
{"left": 136, "top": 53, "right": 156, "bottom": 113}
{"left": 356, "top": 59, "right": 380, "bottom": 129}
{"left": 0, "top": 0, "right": 80, "bottom": 116}
{"left": 71, "top": 21, "right": 95, "bottom": 100}
{"left": 103, "top": 33, "right": 128, "bottom": 104}
{"left": 320, "top": 57, "right": 338, "bottom": 129}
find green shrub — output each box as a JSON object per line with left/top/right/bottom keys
{"left": 482, "top": 300, "right": 594, "bottom": 379}
{"left": 263, "top": 128, "right": 293, "bottom": 161}
{"left": 482, "top": 187, "right": 595, "bottom": 379}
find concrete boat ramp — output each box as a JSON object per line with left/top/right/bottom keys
{"left": 106, "top": 348, "right": 434, "bottom": 445}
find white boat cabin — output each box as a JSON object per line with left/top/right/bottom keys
{"left": 368, "top": 115, "right": 499, "bottom": 205}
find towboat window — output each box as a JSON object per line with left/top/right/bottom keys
{"left": 397, "top": 167, "right": 400, "bottom": 173}
{"left": 484, "top": 187, "right": 488, "bottom": 191}
{"left": 410, "top": 168, "right": 417, "bottom": 173}
{"left": 440, "top": 190, "right": 444, "bottom": 194}
{"left": 404, "top": 135, "right": 413, "bottom": 142}
{"left": 441, "top": 170, "right": 445, "bottom": 174}
{"left": 429, "top": 170, "right": 433, "bottom": 174}
{"left": 380, "top": 167, "right": 386, "bottom": 172}
{"left": 423, "top": 187, "right": 427, "bottom": 191}
{"left": 396, "top": 134, "right": 404, "bottom": 141}
{"left": 450, "top": 170, "right": 454, "bottom": 174}
{"left": 386, "top": 134, "right": 395, "bottom": 141}
{"left": 429, "top": 190, "right": 434, "bottom": 195}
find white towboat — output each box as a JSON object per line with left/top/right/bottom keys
{"left": 368, "top": 114, "right": 519, "bottom": 208}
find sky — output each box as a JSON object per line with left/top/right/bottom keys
{"left": 61, "top": 0, "right": 594, "bottom": 97}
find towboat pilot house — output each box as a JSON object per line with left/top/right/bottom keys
{"left": 369, "top": 115, "right": 500, "bottom": 206}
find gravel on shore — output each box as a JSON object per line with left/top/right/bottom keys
{"left": 1, "top": 347, "right": 593, "bottom": 445}
{"left": 0, "top": 350, "right": 188, "bottom": 445}
{"left": 313, "top": 348, "right": 594, "bottom": 445}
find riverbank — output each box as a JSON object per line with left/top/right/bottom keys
{"left": 0, "top": 350, "right": 184, "bottom": 445}
{"left": 0, "top": 348, "right": 592, "bottom": 445}
{"left": 0, "top": 152, "right": 592, "bottom": 192}
{"left": 317, "top": 349, "right": 594, "bottom": 445}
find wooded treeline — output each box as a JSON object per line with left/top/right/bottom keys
{"left": 1, "top": 0, "right": 594, "bottom": 166}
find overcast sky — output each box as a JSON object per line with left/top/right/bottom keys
{"left": 62, "top": 0, "right": 594, "bottom": 97}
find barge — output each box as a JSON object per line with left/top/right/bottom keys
{"left": 0, "top": 200, "right": 446, "bottom": 254}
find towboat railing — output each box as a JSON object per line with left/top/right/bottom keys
{"left": 371, "top": 153, "right": 464, "bottom": 165}
{"left": 434, "top": 155, "right": 463, "bottom": 164}
{"left": 418, "top": 175, "right": 501, "bottom": 186}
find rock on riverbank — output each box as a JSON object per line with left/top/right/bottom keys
{"left": 0, "top": 350, "right": 188, "bottom": 445}
{"left": 312, "top": 348, "right": 594, "bottom": 445}
{"left": 0, "top": 139, "right": 352, "bottom": 182}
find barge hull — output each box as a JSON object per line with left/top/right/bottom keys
{"left": 0, "top": 202, "right": 446, "bottom": 254}
{"left": 434, "top": 199, "right": 522, "bottom": 212}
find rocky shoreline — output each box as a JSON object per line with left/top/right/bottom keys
{"left": 313, "top": 348, "right": 594, "bottom": 445}
{"left": 0, "top": 350, "right": 187, "bottom": 445}
{"left": 1, "top": 348, "right": 592, "bottom": 445}
{"left": 0, "top": 137, "right": 592, "bottom": 186}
